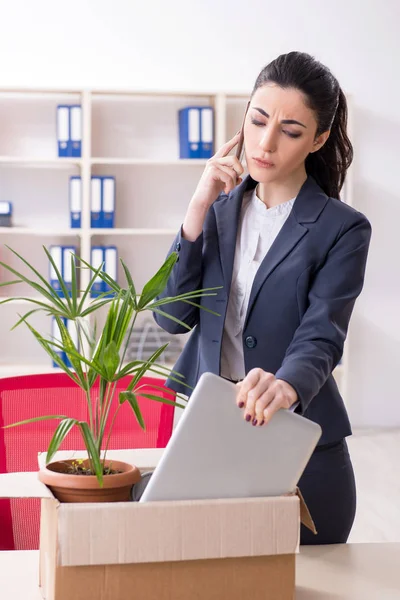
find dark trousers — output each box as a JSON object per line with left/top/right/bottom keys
{"left": 298, "top": 438, "right": 357, "bottom": 545}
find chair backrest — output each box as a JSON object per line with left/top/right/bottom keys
{"left": 0, "top": 372, "right": 176, "bottom": 550}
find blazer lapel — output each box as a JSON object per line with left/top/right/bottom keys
{"left": 244, "top": 175, "right": 329, "bottom": 329}
{"left": 213, "top": 176, "right": 257, "bottom": 289}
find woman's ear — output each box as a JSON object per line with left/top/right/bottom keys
{"left": 310, "top": 130, "right": 330, "bottom": 153}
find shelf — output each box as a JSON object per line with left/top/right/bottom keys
{"left": 90, "top": 228, "right": 177, "bottom": 236}
{"left": 0, "top": 157, "right": 82, "bottom": 168}
{"left": 0, "top": 90, "right": 83, "bottom": 98}
{"left": 90, "top": 158, "right": 207, "bottom": 166}
{"left": 91, "top": 89, "right": 247, "bottom": 99}
{"left": 0, "top": 227, "right": 81, "bottom": 236}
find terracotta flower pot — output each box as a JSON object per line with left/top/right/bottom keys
{"left": 38, "top": 458, "right": 142, "bottom": 503}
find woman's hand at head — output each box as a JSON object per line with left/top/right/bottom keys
{"left": 190, "top": 132, "right": 245, "bottom": 210}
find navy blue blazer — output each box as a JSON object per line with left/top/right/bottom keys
{"left": 154, "top": 174, "right": 372, "bottom": 444}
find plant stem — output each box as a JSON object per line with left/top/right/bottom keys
{"left": 102, "top": 404, "right": 121, "bottom": 466}
{"left": 76, "top": 320, "right": 94, "bottom": 435}
{"left": 119, "top": 311, "right": 138, "bottom": 370}
{"left": 97, "top": 381, "right": 113, "bottom": 451}
{"left": 98, "top": 310, "right": 139, "bottom": 452}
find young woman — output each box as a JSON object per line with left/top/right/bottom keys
{"left": 155, "top": 51, "right": 372, "bottom": 545}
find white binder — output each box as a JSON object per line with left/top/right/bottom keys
{"left": 104, "top": 246, "right": 118, "bottom": 294}
{"left": 69, "top": 176, "right": 81, "bottom": 228}
{"left": 62, "top": 246, "right": 76, "bottom": 295}
{"left": 49, "top": 246, "right": 63, "bottom": 293}
{"left": 91, "top": 246, "right": 104, "bottom": 297}
{"left": 57, "top": 106, "right": 69, "bottom": 157}
{"left": 91, "top": 176, "right": 102, "bottom": 227}
{"left": 201, "top": 108, "right": 213, "bottom": 143}
{"left": 188, "top": 108, "right": 200, "bottom": 144}
{"left": 102, "top": 177, "right": 115, "bottom": 227}
{"left": 69, "top": 106, "right": 82, "bottom": 157}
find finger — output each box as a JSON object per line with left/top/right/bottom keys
{"left": 238, "top": 369, "right": 263, "bottom": 406}
{"left": 214, "top": 132, "right": 241, "bottom": 159}
{"left": 218, "top": 156, "right": 245, "bottom": 176}
{"left": 237, "top": 369, "right": 263, "bottom": 420}
{"left": 214, "top": 163, "right": 240, "bottom": 192}
{"left": 209, "top": 164, "right": 236, "bottom": 193}
{"left": 254, "top": 386, "right": 276, "bottom": 425}
{"left": 236, "top": 382, "right": 244, "bottom": 408}
{"left": 262, "top": 397, "right": 286, "bottom": 425}
{"left": 245, "top": 374, "right": 275, "bottom": 423}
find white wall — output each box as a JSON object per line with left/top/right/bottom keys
{"left": 0, "top": 0, "right": 399, "bottom": 427}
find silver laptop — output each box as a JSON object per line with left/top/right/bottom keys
{"left": 139, "top": 372, "right": 322, "bottom": 502}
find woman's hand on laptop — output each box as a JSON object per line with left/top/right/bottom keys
{"left": 236, "top": 368, "right": 298, "bottom": 426}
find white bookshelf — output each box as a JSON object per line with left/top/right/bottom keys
{"left": 0, "top": 87, "right": 352, "bottom": 404}
{"left": 0, "top": 88, "right": 247, "bottom": 380}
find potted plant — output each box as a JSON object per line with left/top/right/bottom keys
{"left": 0, "top": 246, "right": 219, "bottom": 503}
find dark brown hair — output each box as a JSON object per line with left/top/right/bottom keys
{"left": 251, "top": 51, "right": 353, "bottom": 199}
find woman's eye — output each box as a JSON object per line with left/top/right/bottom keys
{"left": 251, "top": 118, "right": 301, "bottom": 139}
{"left": 283, "top": 131, "right": 301, "bottom": 139}
{"left": 251, "top": 118, "right": 264, "bottom": 127}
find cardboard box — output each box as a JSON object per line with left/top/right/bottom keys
{"left": 0, "top": 448, "right": 316, "bottom": 600}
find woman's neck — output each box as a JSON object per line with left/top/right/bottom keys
{"left": 256, "top": 167, "right": 308, "bottom": 209}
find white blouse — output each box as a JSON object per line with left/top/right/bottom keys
{"left": 220, "top": 186, "right": 296, "bottom": 381}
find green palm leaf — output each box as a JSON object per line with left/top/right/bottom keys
{"left": 137, "top": 253, "right": 178, "bottom": 310}
{"left": 119, "top": 391, "right": 145, "bottom": 430}
{"left": 46, "top": 418, "right": 78, "bottom": 464}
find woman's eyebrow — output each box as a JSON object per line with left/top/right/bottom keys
{"left": 252, "top": 106, "right": 307, "bottom": 128}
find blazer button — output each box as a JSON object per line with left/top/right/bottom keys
{"left": 245, "top": 335, "right": 257, "bottom": 349}
{"left": 175, "top": 242, "right": 181, "bottom": 251}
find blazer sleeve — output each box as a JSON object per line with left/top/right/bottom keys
{"left": 152, "top": 225, "right": 205, "bottom": 334}
{"left": 275, "top": 211, "right": 372, "bottom": 414}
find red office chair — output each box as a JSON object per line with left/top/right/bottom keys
{"left": 0, "top": 372, "right": 176, "bottom": 550}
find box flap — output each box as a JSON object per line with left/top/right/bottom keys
{"left": 37, "top": 448, "right": 163, "bottom": 471}
{"left": 55, "top": 495, "right": 300, "bottom": 567}
{"left": 0, "top": 472, "right": 55, "bottom": 499}
{"left": 296, "top": 487, "right": 317, "bottom": 535}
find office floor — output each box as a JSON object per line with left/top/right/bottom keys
{"left": 347, "top": 428, "right": 400, "bottom": 543}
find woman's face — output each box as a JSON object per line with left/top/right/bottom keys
{"left": 244, "top": 83, "right": 329, "bottom": 183}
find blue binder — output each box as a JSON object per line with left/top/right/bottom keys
{"left": 62, "top": 246, "right": 76, "bottom": 297}
{"left": 65, "top": 319, "right": 79, "bottom": 369}
{"left": 200, "top": 107, "right": 214, "bottom": 158}
{"left": 49, "top": 245, "right": 63, "bottom": 295}
{"left": 91, "top": 176, "right": 102, "bottom": 228}
{"left": 69, "top": 176, "right": 82, "bottom": 228}
{"left": 51, "top": 317, "right": 65, "bottom": 368}
{"left": 178, "top": 107, "right": 201, "bottom": 159}
{"left": 0, "top": 201, "right": 12, "bottom": 227}
{"left": 49, "top": 245, "right": 76, "bottom": 297}
{"left": 90, "top": 246, "right": 105, "bottom": 298}
{"left": 69, "top": 105, "right": 82, "bottom": 157}
{"left": 103, "top": 245, "right": 118, "bottom": 296}
{"left": 51, "top": 318, "right": 79, "bottom": 368}
{"left": 57, "top": 105, "right": 70, "bottom": 158}
{"left": 101, "top": 177, "right": 116, "bottom": 228}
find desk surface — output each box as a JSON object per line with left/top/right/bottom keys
{"left": 1, "top": 544, "right": 399, "bottom": 599}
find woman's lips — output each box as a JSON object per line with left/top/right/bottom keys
{"left": 253, "top": 157, "right": 275, "bottom": 168}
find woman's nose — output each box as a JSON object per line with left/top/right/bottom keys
{"left": 259, "top": 127, "right": 278, "bottom": 154}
